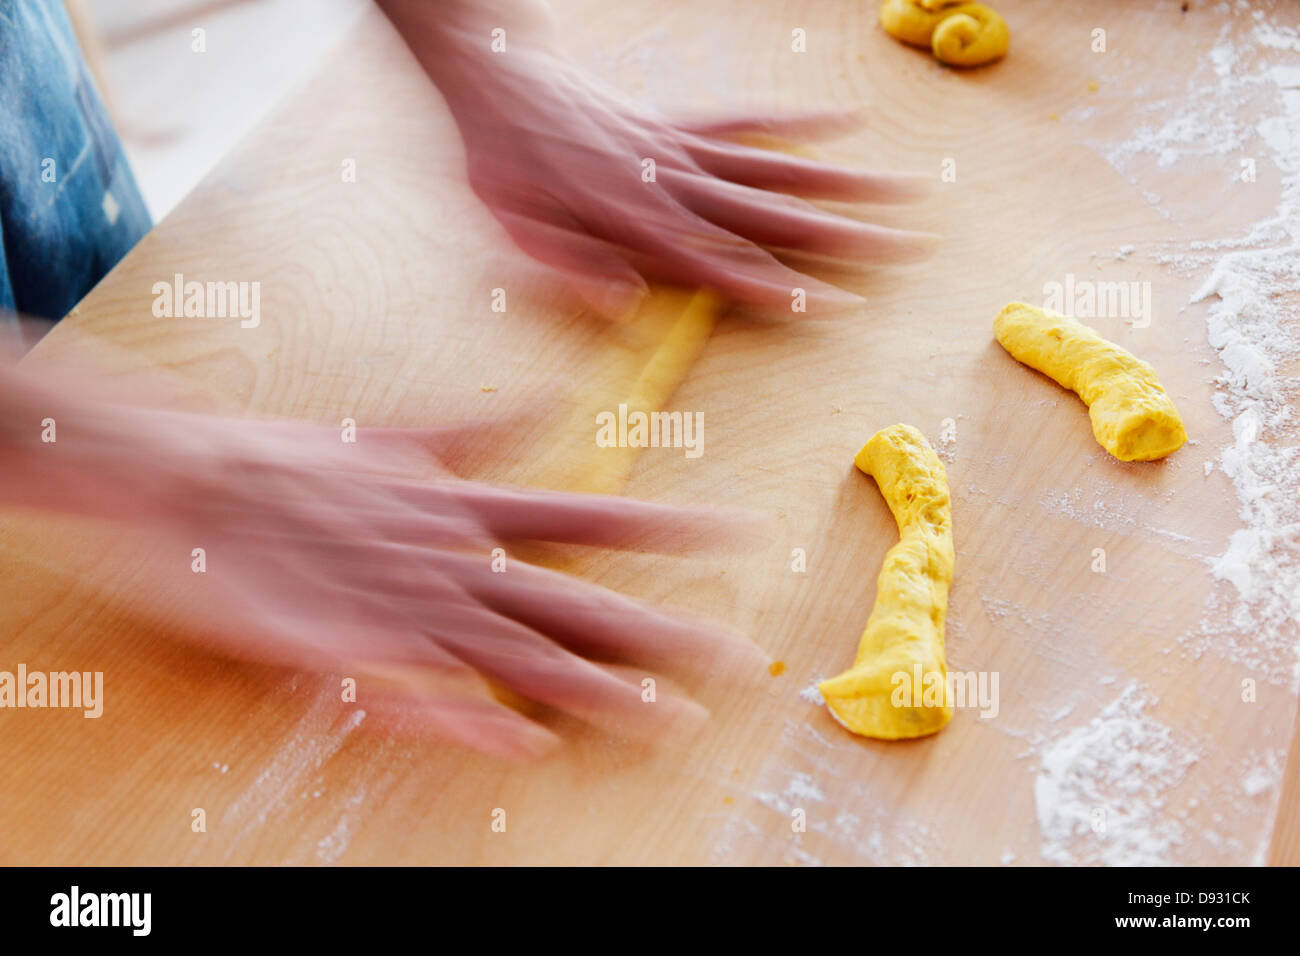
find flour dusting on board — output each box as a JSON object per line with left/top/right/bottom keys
{"left": 1034, "top": 683, "right": 1197, "bottom": 866}
{"left": 1091, "top": 8, "right": 1300, "bottom": 685}
{"left": 1035, "top": 3, "right": 1300, "bottom": 864}
{"left": 713, "top": 715, "right": 938, "bottom": 865}
{"left": 1184, "top": 21, "right": 1300, "bottom": 686}
{"left": 217, "top": 680, "right": 368, "bottom": 862}
{"left": 798, "top": 679, "right": 826, "bottom": 706}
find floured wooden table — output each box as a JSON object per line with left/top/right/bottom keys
{"left": 2, "top": 0, "right": 1298, "bottom": 865}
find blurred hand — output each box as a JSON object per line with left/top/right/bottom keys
{"left": 380, "top": 0, "right": 938, "bottom": 318}
{"left": 0, "top": 365, "right": 759, "bottom": 759}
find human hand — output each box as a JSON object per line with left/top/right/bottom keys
{"left": 0, "top": 366, "right": 760, "bottom": 759}
{"left": 380, "top": 0, "right": 938, "bottom": 318}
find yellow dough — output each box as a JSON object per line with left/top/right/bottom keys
{"left": 819, "top": 425, "right": 954, "bottom": 740}
{"left": 570, "top": 288, "right": 718, "bottom": 494}
{"left": 994, "top": 302, "right": 1187, "bottom": 462}
{"left": 539, "top": 288, "right": 719, "bottom": 495}
{"left": 879, "top": 0, "right": 1009, "bottom": 67}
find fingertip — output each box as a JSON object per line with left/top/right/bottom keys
{"left": 685, "top": 506, "right": 775, "bottom": 553}
{"left": 498, "top": 721, "right": 564, "bottom": 760}
{"left": 713, "top": 631, "right": 772, "bottom": 673}
{"left": 885, "top": 229, "right": 944, "bottom": 263}
{"left": 885, "top": 171, "right": 936, "bottom": 203}
{"left": 572, "top": 274, "right": 650, "bottom": 321}
{"left": 640, "top": 691, "right": 712, "bottom": 742}
{"left": 374, "top": 694, "right": 562, "bottom": 761}
{"left": 805, "top": 284, "right": 868, "bottom": 314}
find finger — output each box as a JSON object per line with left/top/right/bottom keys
{"left": 361, "top": 426, "right": 463, "bottom": 472}
{"left": 515, "top": 167, "right": 866, "bottom": 312}
{"left": 495, "top": 210, "right": 649, "bottom": 320}
{"left": 190, "top": 473, "right": 489, "bottom": 551}
{"left": 125, "top": 526, "right": 476, "bottom": 675}
{"left": 634, "top": 224, "right": 865, "bottom": 311}
{"left": 662, "top": 170, "right": 940, "bottom": 262}
{"left": 360, "top": 389, "right": 569, "bottom": 476}
{"left": 429, "top": 603, "right": 708, "bottom": 736}
{"left": 683, "top": 138, "right": 933, "bottom": 202}
{"left": 440, "top": 551, "right": 766, "bottom": 670}
{"left": 144, "top": 544, "right": 561, "bottom": 761}
{"left": 361, "top": 680, "right": 560, "bottom": 760}
{"left": 275, "top": 540, "right": 478, "bottom": 613}
{"left": 676, "top": 107, "right": 866, "bottom": 141}
{"left": 565, "top": 197, "right": 861, "bottom": 310}
{"left": 265, "top": 581, "right": 561, "bottom": 758}
{"left": 419, "top": 481, "right": 757, "bottom": 550}
{"left": 344, "top": 482, "right": 489, "bottom": 548}
{"left": 203, "top": 559, "right": 496, "bottom": 681}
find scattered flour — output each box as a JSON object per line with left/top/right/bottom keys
{"left": 1242, "top": 766, "right": 1274, "bottom": 797}
{"left": 1092, "top": 11, "right": 1300, "bottom": 687}
{"left": 1030, "top": 3, "right": 1300, "bottom": 864}
{"left": 776, "top": 771, "right": 825, "bottom": 804}
{"left": 1239, "top": 746, "right": 1284, "bottom": 799}
{"left": 1049, "top": 703, "right": 1075, "bottom": 723}
{"left": 315, "top": 788, "right": 369, "bottom": 864}
{"left": 716, "top": 717, "right": 937, "bottom": 865}
{"left": 1034, "top": 683, "right": 1197, "bottom": 866}
{"left": 215, "top": 682, "right": 367, "bottom": 861}
{"left": 798, "top": 680, "right": 826, "bottom": 706}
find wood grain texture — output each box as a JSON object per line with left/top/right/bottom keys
{"left": 1, "top": 0, "right": 1296, "bottom": 865}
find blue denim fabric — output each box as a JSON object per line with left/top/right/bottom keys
{"left": 0, "top": 0, "right": 150, "bottom": 329}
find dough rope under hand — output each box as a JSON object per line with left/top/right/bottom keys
{"left": 819, "top": 424, "right": 955, "bottom": 740}
{"left": 880, "top": 0, "right": 1009, "bottom": 68}
{"left": 543, "top": 288, "right": 719, "bottom": 495}
{"left": 994, "top": 302, "right": 1187, "bottom": 462}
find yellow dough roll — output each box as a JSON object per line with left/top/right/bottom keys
{"left": 931, "top": 5, "right": 1008, "bottom": 66}
{"left": 819, "top": 425, "right": 954, "bottom": 740}
{"left": 879, "top": 0, "right": 1009, "bottom": 67}
{"left": 880, "top": 0, "right": 947, "bottom": 47}
{"left": 540, "top": 288, "right": 719, "bottom": 495}
{"left": 993, "top": 302, "right": 1187, "bottom": 462}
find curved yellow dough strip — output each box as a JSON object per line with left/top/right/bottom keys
{"left": 994, "top": 302, "right": 1187, "bottom": 462}
{"left": 879, "top": 0, "right": 1009, "bottom": 67}
{"left": 819, "top": 425, "right": 954, "bottom": 740}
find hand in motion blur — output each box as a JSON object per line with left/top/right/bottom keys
{"left": 379, "top": 0, "right": 937, "bottom": 318}
{"left": 0, "top": 362, "right": 757, "bottom": 758}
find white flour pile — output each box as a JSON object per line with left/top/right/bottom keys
{"left": 1034, "top": 683, "right": 1197, "bottom": 866}
{"left": 1034, "top": 4, "right": 1300, "bottom": 865}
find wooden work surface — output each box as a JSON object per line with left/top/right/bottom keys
{"left": 3, "top": 0, "right": 1298, "bottom": 865}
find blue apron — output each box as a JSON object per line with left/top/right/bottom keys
{"left": 0, "top": 0, "right": 150, "bottom": 332}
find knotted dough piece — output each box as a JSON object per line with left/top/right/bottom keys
{"left": 994, "top": 302, "right": 1187, "bottom": 462}
{"left": 880, "top": 0, "right": 1009, "bottom": 67}
{"left": 819, "top": 425, "right": 955, "bottom": 740}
